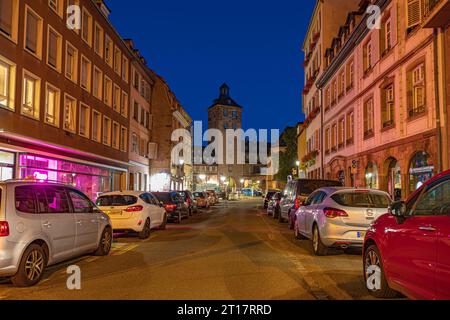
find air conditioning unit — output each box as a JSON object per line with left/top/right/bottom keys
{"left": 148, "top": 142, "right": 158, "bottom": 160}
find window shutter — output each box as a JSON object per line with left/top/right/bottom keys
{"left": 0, "top": 0, "right": 13, "bottom": 36}
{"left": 407, "top": 0, "right": 422, "bottom": 29}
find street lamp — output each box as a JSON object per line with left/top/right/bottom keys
{"left": 199, "top": 174, "right": 206, "bottom": 180}
{"left": 296, "top": 160, "right": 301, "bottom": 178}
{"left": 220, "top": 176, "right": 226, "bottom": 182}
{"left": 179, "top": 159, "right": 185, "bottom": 165}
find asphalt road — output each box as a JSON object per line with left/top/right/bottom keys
{"left": 0, "top": 199, "right": 375, "bottom": 300}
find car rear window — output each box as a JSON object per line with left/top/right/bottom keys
{"left": 153, "top": 193, "right": 177, "bottom": 203}
{"left": 96, "top": 195, "right": 137, "bottom": 206}
{"left": 297, "top": 180, "right": 342, "bottom": 195}
{"left": 331, "top": 192, "right": 391, "bottom": 208}
{"left": 194, "top": 192, "right": 204, "bottom": 198}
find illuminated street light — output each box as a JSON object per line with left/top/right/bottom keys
{"left": 179, "top": 159, "right": 185, "bottom": 165}
{"left": 296, "top": 160, "right": 300, "bottom": 167}
{"left": 199, "top": 174, "right": 206, "bottom": 180}
{"left": 240, "top": 179, "right": 245, "bottom": 184}
{"left": 220, "top": 176, "right": 226, "bottom": 182}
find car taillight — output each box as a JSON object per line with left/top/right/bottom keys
{"left": 294, "top": 197, "right": 301, "bottom": 210}
{"left": 324, "top": 207, "right": 348, "bottom": 218}
{"left": 125, "top": 205, "right": 144, "bottom": 212}
{"left": 164, "top": 204, "right": 177, "bottom": 211}
{"left": 0, "top": 221, "right": 9, "bottom": 237}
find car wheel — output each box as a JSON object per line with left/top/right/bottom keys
{"left": 94, "top": 227, "right": 113, "bottom": 256}
{"left": 312, "top": 224, "right": 328, "bottom": 256}
{"left": 139, "top": 218, "right": 151, "bottom": 239}
{"left": 364, "top": 245, "right": 398, "bottom": 298}
{"left": 11, "top": 244, "right": 47, "bottom": 287}
{"left": 160, "top": 213, "right": 167, "bottom": 230}
{"left": 288, "top": 212, "right": 295, "bottom": 230}
{"left": 188, "top": 208, "right": 193, "bottom": 217}
{"left": 278, "top": 210, "right": 285, "bottom": 223}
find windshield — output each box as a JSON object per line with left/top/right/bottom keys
{"left": 298, "top": 180, "right": 342, "bottom": 195}
{"left": 331, "top": 192, "right": 391, "bottom": 208}
{"left": 96, "top": 195, "right": 137, "bottom": 207}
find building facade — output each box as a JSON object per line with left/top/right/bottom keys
{"left": 302, "top": 0, "right": 360, "bottom": 179}
{"left": 316, "top": 0, "right": 445, "bottom": 199}
{"left": 0, "top": 0, "right": 134, "bottom": 199}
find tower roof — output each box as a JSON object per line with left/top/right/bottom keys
{"left": 209, "top": 83, "right": 242, "bottom": 109}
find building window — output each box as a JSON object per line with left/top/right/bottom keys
{"left": 406, "top": 0, "right": 423, "bottom": 33}
{"left": 338, "top": 117, "right": 345, "bottom": 147}
{"left": 92, "top": 109, "right": 101, "bottom": 142}
{"left": 325, "top": 127, "right": 330, "bottom": 153}
{"left": 346, "top": 111, "right": 354, "bottom": 144}
{"left": 363, "top": 39, "right": 372, "bottom": 73}
{"left": 122, "top": 57, "right": 129, "bottom": 82}
{"left": 47, "top": 26, "right": 62, "bottom": 72}
{"left": 104, "top": 76, "right": 112, "bottom": 107}
{"left": 133, "top": 101, "right": 139, "bottom": 121}
{"left": 79, "top": 103, "right": 90, "bottom": 138}
{"left": 132, "top": 133, "right": 138, "bottom": 154}
{"left": 48, "top": 0, "right": 63, "bottom": 17}
{"left": 140, "top": 138, "right": 146, "bottom": 157}
{"left": 0, "top": 55, "right": 16, "bottom": 111}
{"left": 102, "top": 116, "right": 111, "bottom": 146}
{"left": 105, "top": 35, "right": 113, "bottom": 67}
{"left": 65, "top": 42, "right": 78, "bottom": 83}
{"left": 63, "top": 94, "right": 77, "bottom": 133}
{"left": 93, "top": 66, "right": 103, "bottom": 100}
{"left": 112, "top": 122, "right": 120, "bottom": 149}
{"left": 24, "top": 6, "right": 43, "bottom": 59}
{"left": 44, "top": 83, "right": 60, "bottom": 127}
{"left": 364, "top": 98, "right": 374, "bottom": 138}
{"left": 113, "top": 84, "right": 121, "bottom": 113}
{"left": 81, "top": 8, "right": 92, "bottom": 46}
{"left": 325, "top": 86, "right": 330, "bottom": 109}
{"left": 22, "top": 70, "right": 40, "bottom": 120}
{"left": 114, "top": 46, "right": 121, "bottom": 75}
{"left": 408, "top": 63, "right": 426, "bottom": 117}
{"left": 121, "top": 91, "right": 128, "bottom": 117}
{"left": 339, "top": 71, "right": 345, "bottom": 97}
{"left": 133, "top": 68, "right": 139, "bottom": 89}
{"left": 140, "top": 108, "right": 145, "bottom": 126}
{"left": 0, "top": 0, "right": 19, "bottom": 43}
{"left": 94, "top": 22, "right": 103, "bottom": 57}
{"left": 80, "top": 56, "right": 91, "bottom": 92}
{"left": 331, "top": 123, "right": 337, "bottom": 151}
{"left": 120, "top": 126, "right": 128, "bottom": 152}
{"left": 331, "top": 79, "right": 337, "bottom": 105}
{"left": 381, "top": 83, "right": 395, "bottom": 128}
{"left": 346, "top": 59, "right": 354, "bottom": 90}
{"left": 146, "top": 112, "right": 152, "bottom": 130}
{"left": 381, "top": 17, "right": 392, "bottom": 55}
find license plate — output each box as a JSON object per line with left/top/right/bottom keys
{"left": 357, "top": 231, "right": 366, "bottom": 238}
{"left": 109, "top": 210, "right": 122, "bottom": 215}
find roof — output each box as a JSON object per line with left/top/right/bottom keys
{"left": 209, "top": 83, "right": 242, "bottom": 109}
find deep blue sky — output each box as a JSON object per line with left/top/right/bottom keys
{"left": 108, "top": 0, "right": 315, "bottom": 131}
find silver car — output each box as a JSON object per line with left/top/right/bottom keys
{"left": 293, "top": 187, "right": 391, "bottom": 256}
{"left": 0, "top": 181, "right": 112, "bottom": 286}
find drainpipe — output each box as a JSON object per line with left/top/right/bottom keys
{"left": 433, "top": 28, "right": 443, "bottom": 173}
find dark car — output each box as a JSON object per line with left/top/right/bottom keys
{"left": 268, "top": 192, "right": 283, "bottom": 217}
{"left": 279, "top": 179, "right": 343, "bottom": 228}
{"left": 178, "top": 190, "right": 198, "bottom": 216}
{"left": 153, "top": 192, "right": 189, "bottom": 223}
{"left": 263, "top": 190, "right": 278, "bottom": 209}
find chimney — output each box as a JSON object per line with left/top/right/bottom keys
{"left": 94, "top": 0, "right": 111, "bottom": 19}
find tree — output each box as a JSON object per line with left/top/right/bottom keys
{"left": 275, "top": 126, "right": 298, "bottom": 182}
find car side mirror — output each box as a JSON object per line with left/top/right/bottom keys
{"left": 389, "top": 201, "right": 406, "bottom": 222}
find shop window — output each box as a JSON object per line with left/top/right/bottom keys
{"left": 0, "top": 55, "right": 16, "bottom": 111}
{"left": 22, "top": 70, "right": 41, "bottom": 120}
{"left": 409, "top": 151, "right": 434, "bottom": 192}
{"left": 365, "top": 162, "right": 379, "bottom": 189}
{"left": 44, "top": 83, "right": 60, "bottom": 127}
{"left": 0, "top": 151, "right": 14, "bottom": 181}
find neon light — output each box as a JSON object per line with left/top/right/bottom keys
{"left": 33, "top": 171, "right": 48, "bottom": 182}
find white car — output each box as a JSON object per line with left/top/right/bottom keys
{"left": 294, "top": 187, "right": 391, "bottom": 255}
{"left": 0, "top": 181, "right": 112, "bottom": 287}
{"left": 96, "top": 191, "right": 167, "bottom": 239}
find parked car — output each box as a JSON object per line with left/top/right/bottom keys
{"left": 206, "top": 190, "right": 219, "bottom": 204}
{"left": 193, "top": 192, "right": 210, "bottom": 209}
{"left": 279, "top": 179, "right": 343, "bottom": 227}
{"left": 205, "top": 191, "right": 217, "bottom": 206}
{"left": 153, "top": 192, "right": 189, "bottom": 223}
{"left": 96, "top": 191, "right": 167, "bottom": 239}
{"left": 0, "top": 181, "right": 112, "bottom": 287}
{"left": 294, "top": 188, "right": 391, "bottom": 256}
{"left": 363, "top": 170, "right": 450, "bottom": 299}
{"left": 178, "top": 190, "right": 198, "bottom": 215}
{"left": 267, "top": 192, "right": 282, "bottom": 217}
{"left": 263, "top": 190, "right": 278, "bottom": 209}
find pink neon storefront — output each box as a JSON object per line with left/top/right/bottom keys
{"left": 18, "top": 154, "right": 116, "bottom": 201}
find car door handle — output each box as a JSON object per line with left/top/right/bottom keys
{"left": 419, "top": 226, "right": 437, "bottom": 232}
{"left": 42, "top": 222, "right": 52, "bottom": 228}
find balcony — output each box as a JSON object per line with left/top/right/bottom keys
{"left": 423, "top": 0, "right": 450, "bottom": 28}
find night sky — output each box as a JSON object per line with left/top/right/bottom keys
{"left": 108, "top": 0, "right": 315, "bottom": 132}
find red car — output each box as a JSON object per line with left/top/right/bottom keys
{"left": 363, "top": 170, "right": 450, "bottom": 299}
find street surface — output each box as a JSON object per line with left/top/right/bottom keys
{"left": 0, "top": 199, "right": 375, "bottom": 300}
